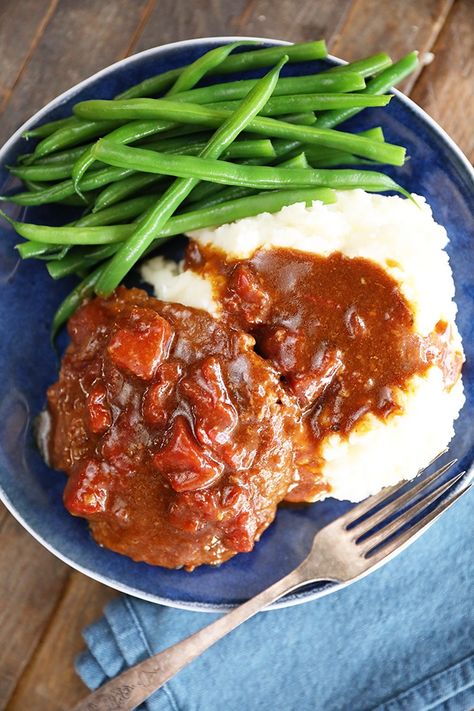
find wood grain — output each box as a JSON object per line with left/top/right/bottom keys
{"left": 0, "top": 0, "right": 148, "bottom": 145}
{"left": 0, "top": 505, "right": 69, "bottom": 706}
{"left": 0, "top": 0, "right": 58, "bottom": 111}
{"left": 132, "top": 0, "right": 353, "bottom": 52}
{"left": 131, "top": 0, "right": 248, "bottom": 52}
{"left": 331, "top": 0, "right": 454, "bottom": 93}
{"left": 411, "top": 0, "right": 474, "bottom": 161}
{"left": 227, "top": 0, "right": 353, "bottom": 44}
{"left": 7, "top": 573, "right": 115, "bottom": 711}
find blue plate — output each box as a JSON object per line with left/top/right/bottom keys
{"left": 0, "top": 37, "right": 473, "bottom": 611}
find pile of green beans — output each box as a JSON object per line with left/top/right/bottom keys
{"left": 0, "top": 40, "right": 419, "bottom": 335}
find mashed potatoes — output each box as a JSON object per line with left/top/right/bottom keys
{"left": 141, "top": 191, "right": 465, "bottom": 502}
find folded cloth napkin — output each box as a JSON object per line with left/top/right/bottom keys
{"left": 77, "top": 490, "right": 474, "bottom": 711}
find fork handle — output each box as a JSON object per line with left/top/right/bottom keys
{"left": 71, "top": 561, "right": 320, "bottom": 711}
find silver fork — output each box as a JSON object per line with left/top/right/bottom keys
{"left": 72, "top": 458, "right": 471, "bottom": 711}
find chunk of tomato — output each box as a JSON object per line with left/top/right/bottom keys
{"left": 153, "top": 416, "right": 223, "bottom": 492}
{"left": 108, "top": 308, "right": 173, "bottom": 380}
{"left": 64, "top": 459, "right": 109, "bottom": 515}
{"left": 87, "top": 382, "right": 112, "bottom": 434}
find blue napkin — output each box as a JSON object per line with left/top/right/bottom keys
{"left": 77, "top": 490, "right": 474, "bottom": 711}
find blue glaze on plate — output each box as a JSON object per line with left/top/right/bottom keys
{"left": 0, "top": 37, "right": 473, "bottom": 611}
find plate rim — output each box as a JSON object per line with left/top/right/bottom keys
{"left": 0, "top": 35, "right": 472, "bottom": 612}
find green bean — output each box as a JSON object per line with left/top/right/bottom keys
{"left": 185, "top": 181, "right": 233, "bottom": 207}
{"left": 93, "top": 173, "right": 168, "bottom": 212}
{"left": 150, "top": 137, "right": 275, "bottom": 159}
{"left": 22, "top": 116, "right": 79, "bottom": 139}
{"left": 317, "top": 52, "right": 419, "bottom": 129}
{"left": 70, "top": 119, "right": 181, "bottom": 195}
{"left": 21, "top": 179, "right": 89, "bottom": 206}
{"left": 48, "top": 244, "right": 119, "bottom": 279}
{"left": 16, "top": 241, "right": 69, "bottom": 259}
{"left": 276, "top": 152, "right": 308, "bottom": 169}
{"left": 101, "top": 118, "right": 180, "bottom": 144}
{"left": 32, "top": 143, "right": 94, "bottom": 166}
{"left": 10, "top": 163, "right": 77, "bottom": 181}
{"left": 39, "top": 246, "right": 70, "bottom": 260}
{"left": 95, "top": 56, "right": 290, "bottom": 295}
{"left": 302, "top": 127, "right": 384, "bottom": 166}
{"left": 277, "top": 112, "right": 317, "bottom": 126}
{"left": 58, "top": 194, "right": 91, "bottom": 207}
{"left": 117, "top": 41, "right": 327, "bottom": 100}
{"left": 310, "top": 153, "right": 377, "bottom": 167}
{"left": 183, "top": 186, "right": 253, "bottom": 212}
{"left": 179, "top": 139, "right": 276, "bottom": 159}
{"left": 78, "top": 99, "right": 406, "bottom": 165}
{"left": 92, "top": 140, "right": 407, "bottom": 193}
{"left": 366, "top": 51, "right": 419, "bottom": 89}
{"left": 2, "top": 166, "right": 135, "bottom": 205}
{"left": 3, "top": 217, "right": 131, "bottom": 245}
{"left": 166, "top": 141, "right": 274, "bottom": 202}
{"left": 16, "top": 152, "right": 34, "bottom": 164}
{"left": 171, "top": 71, "right": 365, "bottom": 106}
{"left": 167, "top": 41, "right": 252, "bottom": 96}
{"left": 271, "top": 138, "right": 304, "bottom": 158}
{"left": 185, "top": 152, "right": 314, "bottom": 210}
{"left": 75, "top": 194, "right": 157, "bottom": 226}
{"left": 272, "top": 118, "right": 361, "bottom": 160}
{"left": 286, "top": 127, "right": 383, "bottom": 163}
{"left": 140, "top": 131, "right": 211, "bottom": 151}
{"left": 328, "top": 53, "right": 392, "bottom": 77}
{"left": 23, "top": 178, "right": 52, "bottom": 192}
{"left": 31, "top": 120, "right": 122, "bottom": 162}
{"left": 206, "top": 93, "right": 391, "bottom": 116}
{"left": 356, "top": 127, "right": 384, "bottom": 142}
{"left": 140, "top": 123, "right": 216, "bottom": 142}
{"left": 236, "top": 114, "right": 316, "bottom": 163}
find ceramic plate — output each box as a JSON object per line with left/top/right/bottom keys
{"left": 0, "top": 37, "right": 473, "bottom": 611}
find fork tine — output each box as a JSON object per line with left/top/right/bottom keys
{"left": 349, "top": 459, "right": 457, "bottom": 538}
{"left": 342, "top": 450, "right": 448, "bottom": 527}
{"left": 361, "top": 475, "right": 470, "bottom": 563}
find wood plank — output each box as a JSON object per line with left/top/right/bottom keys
{"left": 0, "top": 503, "right": 70, "bottom": 707}
{"left": 226, "top": 0, "right": 353, "bottom": 44}
{"left": 131, "top": 0, "right": 248, "bottom": 51}
{"left": 0, "top": 0, "right": 57, "bottom": 112}
{"left": 132, "top": 0, "right": 352, "bottom": 52}
{"left": 331, "top": 0, "right": 454, "bottom": 93}
{"left": 411, "top": 0, "right": 474, "bottom": 161}
{"left": 7, "top": 572, "right": 115, "bottom": 711}
{"left": 0, "top": 0, "right": 149, "bottom": 145}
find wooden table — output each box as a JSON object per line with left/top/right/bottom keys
{"left": 0, "top": 1, "right": 472, "bottom": 708}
